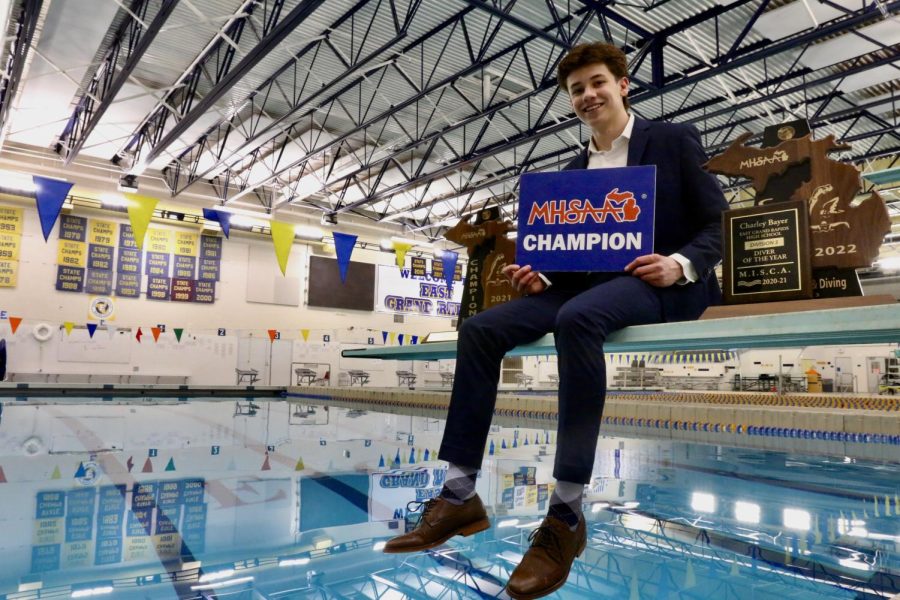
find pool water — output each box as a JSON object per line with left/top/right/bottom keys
{"left": 0, "top": 398, "right": 896, "bottom": 599}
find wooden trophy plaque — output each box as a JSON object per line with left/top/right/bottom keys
{"left": 704, "top": 120, "right": 893, "bottom": 314}
{"left": 444, "top": 205, "right": 520, "bottom": 328}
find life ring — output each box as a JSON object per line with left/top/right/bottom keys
{"left": 33, "top": 323, "right": 54, "bottom": 342}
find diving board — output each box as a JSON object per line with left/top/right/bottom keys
{"left": 342, "top": 303, "right": 900, "bottom": 361}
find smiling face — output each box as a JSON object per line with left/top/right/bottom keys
{"left": 566, "top": 63, "right": 629, "bottom": 134}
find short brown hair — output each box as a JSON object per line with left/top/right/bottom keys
{"left": 557, "top": 42, "right": 630, "bottom": 108}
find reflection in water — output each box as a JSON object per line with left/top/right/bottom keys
{"left": 0, "top": 398, "right": 896, "bottom": 598}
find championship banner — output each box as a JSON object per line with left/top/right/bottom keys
{"left": 0, "top": 229, "right": 21, "bottom": 287}
{"left": 170, "top": 277, "right": 195, "bottom": 302}
{"left": 147, "top": 276, "right": 171, "bottom": 301}
{"left": 516, "top": 166, "right": 656, "bottom": 271}
{"left": 89, "top": 220, "right": 116, "bottom": 246}
{"left": 0, "top": 205, "right": 23, "bottom": 235}
{"left": 375, "top": 258, "right": 463, "bottom": 317}
{"left": 369, "top": 468, "right": 447, "bottom": 521}
{"left": 57, "top": 215, "right": 88, "bottom": 293}
{"left": 194, "top": 280, "right": 215, "bottom": 303}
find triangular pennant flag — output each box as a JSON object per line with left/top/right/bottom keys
{"left": 126, "top": 456, "right": 134, "bottom": 472}
{"left": 378, "top": 455, "right": 385, "bottom": 468}
{"left": 8, "top": 317, "right": 21, "bottom": 334}
{"left": 0, "top": 465, "right": 5, "bottom": 483}
{"left": 440, "top": 250, "right": 459, "bottom": 291}
{"left": 33, "top": 176, "right": 74, "bottom": 241}
{"left": 124, "top": 193, "right": 158, "bottom": 250}
{"left": 423, "top": 449, "right": 429, "bottom": 461}
{"left": 333, "top": 232, "right": 357, "bottom": 283}
{"left": 392, "top": 241, "right": 413, "bottom": 269}
{"left": 300, "top": 329, "right": 310, "bottom": 342}
{"left": 270, "top": 220, "right": 295, "bottom": 275}
{"left": 51, "top": 465, "right": 61, "bottom": 479}
{"left": 389, "top": 332, "right": 396, "bottom": 345}
{"left": 398, "top": 334, "right": 404, "bottom": 346}
{"left": 261, "top": 454, "right": 271, "bottom": 471}
{"left": 411, "top": 335, "right": 418, "bottom": 345}
{"left": 417, "top": 449, "right": 423, "bottom": 463}
{"left": 135, "top": 327, "right": 143, "bottom": 343}
{"left": 202, "top": 208, "right": 231, "bottom": 238}
{"left": 74, "top": 462, "right": 86, "bottom": 478}
{"left": 142, "top": 458, "right": 153, "bottom": 473}
{"left": 295, "top": 457, "right": 304, "bottom": 471}
{"left": 64, "top": 321, "right": 74, "bottom": 335}
{"left": 151, "top": 327, "right": 161, "bottom": 342}
{"left": 174, "top": 328, "right": 183, "bottom": 342}
{"left": 267, "top": 329, "right": 278, "bottom": 342}
{"left": 107, "top": 324, "right": 117, "bottom": 339}
{"left": 165, "top": 458, "right": 176, "bottom": 472}
{"left": 86, "top": 323, "right": 97, "bottom": 338}
{"left": 382, "top": 331, "right": 388, "bottom": 344}
{"left": 408, "top": 448, "right": 416, "bottom": 464}
{"left": 393, "top": 449, "right": 401, "bottom": 467}
{"left": 501, "top": 439, "right": 507, "bottom": 449}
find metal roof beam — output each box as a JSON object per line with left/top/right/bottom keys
{"left": 334, "top": 2, "right": 899, "bottom": 216}
{"left": 161, "top": 0, "right": 424, "bottom": 196}
{"left": 56, "top": 0, "right": 180, "bottom": 165}
{"left": 0, "top": 0, "right": 44, "bottom": 146}
{"left": 458, "top": 0, "right": 571, "bottom": 49}
{"left": 123, "top": 0, "right": 328, "bottom": 170}
{"left": 217, "top": 7, "right": 596, "bottom": 206}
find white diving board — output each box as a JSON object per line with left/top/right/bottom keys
{"left": 342, "top": 303, "right": 900, "bottom": 361}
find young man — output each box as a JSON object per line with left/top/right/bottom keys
{"left": 384, "top": 42, "right": 728, "bottom": 599}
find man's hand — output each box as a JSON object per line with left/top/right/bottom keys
{"left": 502, "top": 264, "right": 547, "bottom": 296}
{"left": 624, "top": 254, "right": 683, "bottom": 287}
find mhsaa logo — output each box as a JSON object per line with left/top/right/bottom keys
{"left": 527, "top": 189, "right": 641, "bottom": 225}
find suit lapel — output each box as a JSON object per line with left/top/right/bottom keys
{"left": 627, "top": 117, "right": 651, "bottom": 166}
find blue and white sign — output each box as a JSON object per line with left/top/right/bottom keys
{"left": 516, "top": 166, "right": 656, "bottom": 272}
{"left": 375, "top": 258, "right": 464, "bottom": 317}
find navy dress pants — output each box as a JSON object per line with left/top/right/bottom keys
{"left": 438, "top": 275, "right": 664, "bottom": 484}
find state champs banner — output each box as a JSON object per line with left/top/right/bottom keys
{"left": 516, "top": 166, "right": 656, "bottom": 271}
{"left": 376, "top": 259, "right": 463, "bottom": 318}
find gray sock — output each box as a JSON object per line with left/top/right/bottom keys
{"left": 548, "top": 480, "right": 584, "bottom": 530}
{"left": 440, "top": 463, "right": 478, "bottom": 505}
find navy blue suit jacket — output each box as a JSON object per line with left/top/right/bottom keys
{"left": 544, "top": 117, "right": 728, "bottom": 322}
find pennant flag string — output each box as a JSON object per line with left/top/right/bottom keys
{"left": 33, "top": 176, "right": 75, "bottom": 241}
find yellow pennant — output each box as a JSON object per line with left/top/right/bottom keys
{"left": 389, "top": 332, "right": 396, "bottom": 344}
{"left": 270, "top": 220, "right": 295, "bottom": 275}
{"left": 64, "top": 321, "right": 74, "bottom": 335}
{"left": 300, "top": 329, "right": 310, "bottom": 342}
{"left": 295, "top": 457, "right": 304, "bottom": 471}
{"left": 124, "top": 193, "right": 158, "bottom": 250}
{"left": 392, "top": 241, "right": 413, "bottom": 268}
{"left": 51, "top": 465, "right": 61, "bottom": 479}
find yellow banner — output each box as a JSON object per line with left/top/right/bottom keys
{"left": 0, "top": 231, "right": 21, "bottom": 260}
{"left": 146, "top": 228, "right": 174, "bottom": 254}
{"left": 33, "top": 518, "right": 64, "bottom": 545}
{"left": 123, "top": 535, "right": 154, "bottom": 562}
{"left": 175, "top": 231, "right": 198, "bottom": 256}
{"left": 301, "top": 329, "right": 310, "bottom": 342}
{"left": 153, "top": 533, "right": 182, "bottom": 559}
{"left": 57, "top": 239, "right": 87, "bottom": 268}
{"left": 0, "top": 205, "right": 23, "bottom": 235}
{"left": 270, "top": 220, "right": 295, "bottom": 276}
{"left": 124, "top": 193, "right": 158, "bottom": 250}
{"left": 61, "top": 541, "right": 93, "bottom": 570}
{"left": 0, "top": 260, "right": 17, "bottom": 287}
{"left": 89, "top": 220, "right": 116, "bottom": 246}
{"left": 393, "top": 241, "right": 413, "bottom": 269}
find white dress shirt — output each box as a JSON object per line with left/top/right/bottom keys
{"left": 586, "top": 113, "right": 697, "bottom": 284}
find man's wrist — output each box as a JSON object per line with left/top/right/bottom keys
{"left": 670, "top": 253, "right": 698, "bottom": 285}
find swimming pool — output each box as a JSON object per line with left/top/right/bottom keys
{"left": 0, "top": 396, "right": 896, "bottom": 599}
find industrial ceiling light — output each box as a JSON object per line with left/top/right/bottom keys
{"left": 320, "top": 212, "right": 338, "bottom": 227}
{"left": 117, "top": 174, "right": 138, "bottom": 194}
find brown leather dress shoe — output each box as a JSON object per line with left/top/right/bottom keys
{"left": 382, "top": 495, "right": 491, "bottom": 553}
{"left": 505, "top": 514, "right": 587, "bottom": 600}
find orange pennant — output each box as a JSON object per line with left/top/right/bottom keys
{"left": 142, "top": 458, "right": 153, "bottom": 473}
{"left": 267, "top": 329, "right": 278, "bottom": 342}
{"left": 151, "top": 327, "right": 161, "bottom": 342}
{"left": 261, "top": 454, "right": 271, "bottom": 471}
{"left": 8, "top": 317, "right": 21, "bottom": 334}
